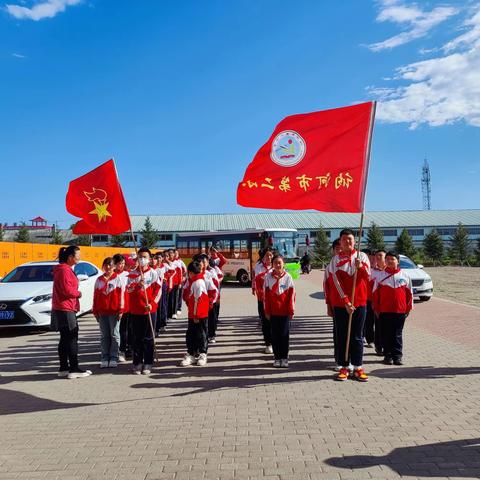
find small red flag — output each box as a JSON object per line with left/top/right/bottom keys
{"left": 237, "top": 102, "right": 375, "bottom": 213}
{"left": 66, "top": 159, "right": 132, "bottom": 234}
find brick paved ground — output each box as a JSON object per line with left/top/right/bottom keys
{"left": 0, "top": 271, "right": 479, "bottom": 480}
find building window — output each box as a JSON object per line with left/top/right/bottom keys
{"left": 467, "top": 227, "right": 480, "bottom": 235}
{"left": 407, "top": 229, "right": 424, "bottom": 236}
{"left": 158, "top": 234, "right": 173, "bottom": 241}
{"left": 381, "top": 229, "right": 397, "bottom": 237}
{"left": 92, "top": 235, "right": 108, "bottom": 242}
{"left": 437, "top": 228, "right": 457, "bottom": 236}
{"left": 310, "top": 230, "right": 331, "bottom": 239}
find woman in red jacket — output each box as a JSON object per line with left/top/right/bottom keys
{"left": 93, "top": 257, "right": 125, "bottom": 369}
{"left": 51, "top": 246, "right": 92, "bottom": 379}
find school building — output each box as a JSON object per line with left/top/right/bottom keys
{"left": 90, "top": 209, "right": 480, "bottom": 252}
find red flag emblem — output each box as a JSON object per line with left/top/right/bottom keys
{"left": 237, "top": 102, "right": 375, "bottom": 213}
{"left": 66, "top": 159, "right": 131, "bottom": 234}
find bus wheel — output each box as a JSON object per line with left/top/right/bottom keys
{"left": 237, "top": 269, "right": 250, "bottom": 287}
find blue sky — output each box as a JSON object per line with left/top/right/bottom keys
{"left": 1, "top": 0, "right": 479, "bottom": 228}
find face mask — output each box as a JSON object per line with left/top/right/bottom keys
{"left": 139, "top": 258, "right": 149, "bottom": 267}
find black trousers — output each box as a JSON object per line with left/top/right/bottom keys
{"left": 258, "top": 301, "right": 272, "bottom": 346}
{"left": 374, "top": 315, "right": 383, "bottom": 353}
{"left": 332, "top": 314, "right": 339, "bottom": 364}
{"left": 334, "top": 306, "right": 366, "bottom": 368}
{"left": 380, "top": 313, "right": 406, "bottom": 361}
{"left": 364, "top": 301, "right": 375, "bottom": 344}
{"left": 130, "top": 314, "right": 154, "bottom": 366}
{"left": 208, "top": 305, "right": 218, "bottom": 339}
{"left": 271, "top": 315, "right": 291, "bottom": 360}
{"left": 58, "top": 325, "right": 79, "bottom": 372}
{"left": 176, "top": 286, "right": 183, "bottom": 312}
{"left": 119, "top": 313, "right": 131, "bottom": 354}
{"left": 156, "top": 282, "right": 168, "bottom": 331}
{"left": 186, "top": 318, "right": 208, "bottom": 356}
{"left": 168, "top": 286, "right": 179, "bottom": 318}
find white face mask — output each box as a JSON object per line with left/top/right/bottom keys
{"left": 139, "top": 257, "right": 149, "bottom": 267}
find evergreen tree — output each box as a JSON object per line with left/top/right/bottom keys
{"left": 423, "top": 229, "right": 444, "bottom": 265}
{"left": 366, "top": 222, "right": 385, "bottom": 251}
{"left": 449, "top": 223, "right": 471, "bottom": 266}
{"left": 110, "top": 234, "right": 127, "bottom": 247}
{"left": 15, "top": 223, "right": 30, "bottom": 243}
{"left": 395, "top": 228, "right": 415, "bottom": 257}
{"left": 0, "top": 224, "right": 3, "bottom": 242}
{"left": 50, "top": 227, "right": 64, "bottom": 245}
{"left": 140, "top": 217, "right": 158, "bottom": 249}
{"left": 475, "top": 238, "right": 480, "bottom": 266}
{"left": 312, "top": 226, "right": 331, "bottom": 268}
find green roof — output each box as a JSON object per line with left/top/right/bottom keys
{"left": 130, "top": 210, "right": 480, "bottom": 232}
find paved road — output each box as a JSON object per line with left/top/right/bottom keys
{"left": 0, "top": 271, "right": 479, "bottom": 480}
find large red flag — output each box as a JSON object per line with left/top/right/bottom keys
{"left": 237, "top": 102, "right": 375, "bottom": 213}
{"left": 66, "top": 159, "right": 132, "bottom": 234}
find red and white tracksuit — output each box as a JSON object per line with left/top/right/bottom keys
{"left": 93, "top": 272, "right": 125, "bottom": 317}
{"left": 263, "top": 270, "right": 295, "bottom": 317}
{"left": 126, "top": 267, "right": 162, "bottom": 315}
{"left": 253, "top": 261, "right": 271, "bottom": 301}
{"left": 184, "top": 274, "right": 210, "bottom": 320}
{"left": 372, "top": 268, "right": 413, "bottom": 314}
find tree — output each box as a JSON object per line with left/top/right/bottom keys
{"left": 15, "top": 223, "right": 30, "bottom": 243}
{"left": 140, "top": 217, "right": 158, "bottom": 249}
{"left": 395, "top": 228, "right": 415, "bottom": 258}
{"left": 110, "top": 234, "right": 127, "bottom": 247}
{"left": 0, "top": 224, "right": 3, "bottom": 242}
{"left": 475, "top": 238, "right": 480, "bottom": 266}
{"left": 366, "top": 222, "right": 385, "bottom": 251}
{"left": 312, "top": 226, "right": 331, "bottom": 268}
{"left": 423, "top": 229, "right": 444, "bottom": 266}
{"left": 73, "top": 235, "right": 92, "bottom": 246}
{"left": 449, "top": 222, "right": 471, "bottom": 266}
{"left": 50, "top": 227, "right": 64, "bottom": 245}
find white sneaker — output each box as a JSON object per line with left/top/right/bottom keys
{"left": 197, "top": 353, "right": 207, "bottom": 366}
{"left": 118, "top": 353, "right": 127, "bottom": 363}
{"left": 172, "top": 314, "right": 177, "bottom": 319}
{"left": 159, "top": 327, "right": 166, "bottom": 333}
{"left": 100, "top": 361, "right": 109, "bottom": 368}
{"left": 109, "top": 360, "right": 118, "bottom": 368}
{"left": 333, "top": 364, "right": 342, "bottom": 372}
{"left": 176, "top": 310, "right": 182, "bottom": 315}
{"left": 132, "top": 364, "right": 142, "bottom": 375}
{"left": 281, "top": 359, "right": 289, "bottom": 368}
{"left": 264, "top": 345, "right": 273, "bottom": 354}
{"left": 208, "top": 337, "right": 216, "bottom": 344}
{"left": 273, "top": 359, "right": 281, "bottom": 368}
{"left": 142, "top": 364, "right": 152, "bottom": 375}
{"left": 57, "top": 370, "right": 69, "bottom": 378}
{"left": 180, "top": 354, "right": 196, "bottom": 367}
{"left": 68, "top": 370, "right": 92, "bottom": 379}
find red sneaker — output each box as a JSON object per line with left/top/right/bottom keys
{"left": 353, "top": 368, "right": 369, "bottom": 382}
{"left": 335, "top": 367, "right": 349, "bottom": 381}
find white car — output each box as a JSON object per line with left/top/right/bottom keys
{"left": 0, "top": 261, "right": 101, "bottom": 329}
{"left": 400, "top": 255, "right": 434, "bottom": 301}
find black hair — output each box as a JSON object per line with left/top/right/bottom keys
{"left": 386, "top": 251, "right": 400, "bottom": 261}
{"left": 166, "top": 248, "right": 175, "bottom": 254}
{"left": 260, "top": 246, "right": 274, "bottom": 259}
{"left": 197, "top": 253, "right": 209, "bottom": 262}
{"left": 375, "top": 249, "right": 387, "bottom": 255}
{"left": 138, "top": 247, "right": 151, "bottom": 257}
{"left": 188, "top": 261, "right": 202, "bottom": 275}
{"left": 113, "top": 253, "right": 125, "bottom": 265}
{"left": 209, "top": 258, "right": 216, "bottom": 268}
{"left": 58, "top": 246, "right": 79, "bottom": 264}
{"left": 154, "top": 251, "right": 163, "bottom": 259}
{"left": 361, "top": 248, "right": 372, "bottom": 255}
{"left": 332, "top": 238, "right": 340, "bottom": 251}
{"left": 272, "top": 253, "right": 285, "bottom": 263}
{"left": 340, "top": 228, "right": 355, "bottom": 237}
{"left": 102, "top": 257, "right": 114, "bottom": 268}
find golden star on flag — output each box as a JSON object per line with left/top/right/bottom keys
{"left": 89, "top": 201, "right": 112, "bottom": 222}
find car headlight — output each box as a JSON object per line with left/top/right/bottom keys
{"left": 424, "top": 275, "right": 432, "bottom": 282}
{"left": 31, "top": 294, "right": 52, "bottom": 303}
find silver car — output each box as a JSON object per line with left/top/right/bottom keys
{"left": 400, "top": 255, "right": 434, "bottom": 301}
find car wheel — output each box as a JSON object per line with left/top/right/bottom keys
{"left": 419, "top": 296, "right": 431, "bottom": 302}
{"left": 236, "top": 269, "right": 250, "bottom": 287}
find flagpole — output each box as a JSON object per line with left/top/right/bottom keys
{"left": 344, "top": 101, "right": 376, "bottom": 365}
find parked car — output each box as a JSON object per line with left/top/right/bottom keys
{"left": 0, "top": 261, "right": 101, "bottom": 329}
{"left": 399, "top": 255, "right": 434, "bottom": 301}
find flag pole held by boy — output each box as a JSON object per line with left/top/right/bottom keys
{"left": 237, "top": 101, "right": 377, "bottom": 378}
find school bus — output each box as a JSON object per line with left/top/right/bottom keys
{"left": 176, "top": 229, "right": 300, "bottom": 286}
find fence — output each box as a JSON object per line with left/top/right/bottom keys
{"left": 0, "top": 242, "right": 135, "bottom": 278}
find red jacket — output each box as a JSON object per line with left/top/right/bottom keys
{"left": 162, "top": 262, "right": 176, "bottom": 292}
{"left": 115, "top": 269, "right": 130, "bottom": 313}
{"left": 183, "top": 274, "right": 210, "bottom": 319}
{"left": 93, "top": 273, "right": 125, "bottom": 317}
{"left": 327, "top": 250, "right": 370, "bottom": 308}
{"left": 52, "top": 263, "right": 81, "bottom": 312}
{"left": 372, "top": 267, "right": 413, "bottom": 314}
{"left": 253, "top": 261, "right": 271, "bottom": 300}
{"left": 263, "top": 270, "right": 295, "bottom": 317}
{"left": 211, "top": 251, "right": 227, "bottom": 269}
{"left": 126, "top": 267, "right": 161, "bottom": 315}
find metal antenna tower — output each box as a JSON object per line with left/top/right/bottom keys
{"left": 421, "top": 158, "right": 431, "bottom": 210}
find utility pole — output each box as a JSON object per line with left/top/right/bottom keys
{"left": 421, "top": 158, "right": 431, "bottom": 210}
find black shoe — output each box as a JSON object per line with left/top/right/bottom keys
{"left": 393, "top": 358, "right": 403, "bottom": 365}
{"left": 383, "top": 357, "right": 393, "bottom": 365}
{"left": 375, "top": 349, "right": 383, "bottom": 357}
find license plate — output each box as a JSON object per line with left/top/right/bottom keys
{"left": 0, "top": 311, "right": 14, "bottom": 320}
{"left": 413, "top": 288, "right": 417, "bottom": 294}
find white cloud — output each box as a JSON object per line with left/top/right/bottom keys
{"left": 5, "top": 0, "right": 82, "bottom": 21}
{"left": 368, "top": 0, "right": 459, "bottom": 51}
{"left": 12, "top": 52, "right": 26, "bottom": 58}
{"left": 370, "top": 6, "right": 480, "bottom": 128}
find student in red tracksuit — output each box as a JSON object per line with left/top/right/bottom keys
{"left": 372, "top": 251, "right": 413, "bottom": 366}
{"left": 253, "top": 247, "right": 274, "bottom": 354}
{"left": 174, "top": 249, "right": 187, "bottom": 315}
{"left": 93, "top": 257, "right": 125, "bottom": 368}
{"left": 370, "top": 249, "right": 386, "bottom": 356}
{"left": 180, "top": 261, "right": 211, "bottom": 367}
{"left": 327, "top": 229, "right": 371, "bottom": 382}
{"left": 113, "top": 253, "right": 130, "bottom": 363}
{"left": 166, "top": 249, "right": 179, "bottom": 319}
{"left": 263, "top": 254, "right": 295, "bottom": 368}
{"left": 126, "top": 247, "right": 161, "bottom": 375}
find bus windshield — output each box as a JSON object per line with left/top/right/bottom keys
{"left": 269, "top": 232, "right": 298, "bottom": 260}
